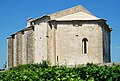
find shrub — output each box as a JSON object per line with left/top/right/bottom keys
{"left": 0, "top": 63, "right": 120, "bottom": 81}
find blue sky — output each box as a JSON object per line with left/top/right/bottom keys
{"left": 0, "top": 0, "right": 120, "bottom": 68}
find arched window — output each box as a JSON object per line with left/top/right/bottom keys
{"left": 82, "top": 38, "right": 88, "bottom": 54}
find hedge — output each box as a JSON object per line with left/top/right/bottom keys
{"left": 0, "top": 62, "right": 120, "bottom": 81}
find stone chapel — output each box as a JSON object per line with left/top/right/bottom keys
{"left": 7, "top": 5, "right": 112, "bottom": 68}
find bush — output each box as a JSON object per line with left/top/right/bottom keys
{"left": 0, "top": 63, "right": 120, "bottom": 81}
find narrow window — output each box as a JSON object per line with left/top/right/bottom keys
{"left": 82, "top": 38, "right": 88, "bottom": 54}
{"left": 57, "top": 56, "right": 58, "bottom": 62}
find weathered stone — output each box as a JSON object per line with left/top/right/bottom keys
{"left": 16, "top": 32, "right": 23, "bottom": 65}
{"left": 26, "top": 29, "right": 34, "bottom": 64}
{"left": 7, "top": 5, "right": 112, "bottom": 68}
{"left": 7, "top": 37, "right": 14, "bottom": 68}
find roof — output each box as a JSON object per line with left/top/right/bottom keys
{"left": 32, "top": 5, "right": 101, "bottom": 22}
{"left": 55, "top": 11, "right": 100, "bottom": 21}
{"left": 49, "top": 5, "right": 100, "bottom": 21}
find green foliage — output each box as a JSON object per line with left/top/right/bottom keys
{"left": 0, "top": 63, "right": 120, "bottom": 81}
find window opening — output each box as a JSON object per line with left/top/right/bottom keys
{"left": 57, "top": 56, "right": 58, "bottom": 62}
{"left": 82, "top": 38, "right": 88, "bottom": 54}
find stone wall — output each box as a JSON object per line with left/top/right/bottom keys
{"left": 7, "top": 37, "right": 14, "bottom": 68}
{"left": 49, "top": 21, "right": 103, "bottom": 65}
{"left": 8, "top": 28, "right": 35, "bottom": 67}
{"left": 47, "top": 21, "right": 57, "bottom": 65}
{"left": 102, "top": 25, "right": 111, "bottom": 63}
{"left": 13, "top": 35, "right": 17, "bottom": 66}
{"left": 7, "top": 20, "right": 110, "bottom": 67}
{"left": 26, "top": 29, "right": 34, "bottom": 64}
{"left": 16, "top": 32, "right": 23, "bottom": 65}
{"left": 22, "top": 31, "right": 27, "bottom": 64}
{"left": 34, "top": 21, "right": 48, "bottom": 63}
